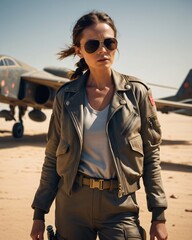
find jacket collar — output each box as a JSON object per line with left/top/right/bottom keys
{"left": 63, "top": 70, "right": 89, "bottom": 93}
{"left": 63, "top": 69, "right": 131, "bottom": 93}
{"left": 112, "top": 69, "right": 131, "bottom": 91}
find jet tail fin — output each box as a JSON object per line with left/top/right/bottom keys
{"left": 176, "top": 69, "right": 192, "bottom": 101}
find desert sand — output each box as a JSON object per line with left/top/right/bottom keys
{"left": 0, "top": 110, "right": 192, "bottom": 240}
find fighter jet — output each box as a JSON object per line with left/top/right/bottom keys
{"left": 0, "top": 55, "right": 70, "bottom": 138}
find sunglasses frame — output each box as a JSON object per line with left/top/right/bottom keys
{"left": 83, "top": 38, "right": 118, "bottom": 54}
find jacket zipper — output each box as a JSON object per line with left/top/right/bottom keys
{"left": 106, "top": 104, "right": 125, "bottom": 198}
{"left": 148, "top": 115, "right": 161, "bottom": 145}
{"left": 66, "top": 108, "right": 83, "bottom": 194}
{"left": 106, "top": 124, "right": 123, "bottom": 197}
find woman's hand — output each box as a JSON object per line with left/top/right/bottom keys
{"left": 30, "top": 220, "right": 45, "bottom": 240}
{"left": 150, "top": 221, "right": 168, "bottom": 240}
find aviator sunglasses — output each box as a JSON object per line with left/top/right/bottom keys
{"left": 83, "top": 38, "right": 118, "bottom": 53}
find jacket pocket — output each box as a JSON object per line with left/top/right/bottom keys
{"left": 56, "top": 141, "right": 70, "bottom": 157}
{"left": 118, "top": 135, "right": 144, "bottom": 185}
{"left": 129, "top": 135, "right": 144, "bottom": 156}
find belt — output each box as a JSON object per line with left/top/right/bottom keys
{"left": 76, "top": 174, "right": 118, "bottom": 191}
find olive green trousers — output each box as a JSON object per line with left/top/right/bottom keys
{"left": 55, "top": 182, "right": 146, "bottom": 240}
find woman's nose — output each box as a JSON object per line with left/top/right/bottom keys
{"left": 97, "top": 42, "right": 107, "bottom": 53}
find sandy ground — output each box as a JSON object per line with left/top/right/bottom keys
{"left": 0, "top": 110, "right": 192, "bottom": 240}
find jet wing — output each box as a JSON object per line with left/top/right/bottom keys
{"left": 155, "top": 99, "right": 192, "bottom": 116}
{"left": 21, "top": 70, "right": 69, "bottom": 88}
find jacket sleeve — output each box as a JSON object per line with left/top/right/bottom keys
{"left": 135, "top": 84, "right": 168, "bottom": 219}
{"left": 31, "top": 93, "right": 61, "bottom": 213}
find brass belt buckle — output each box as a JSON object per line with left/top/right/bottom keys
{"left": 90, "top": 179, "right": 104, "bottom": 190}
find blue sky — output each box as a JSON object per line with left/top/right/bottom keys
{"left": 1, "top": 0, "right": 192, "bottom": 98}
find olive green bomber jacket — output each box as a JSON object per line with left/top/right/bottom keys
{"left": 32, "top": 69, "right": 167, "bottom": 221}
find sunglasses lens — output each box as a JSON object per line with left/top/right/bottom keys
{"left": 84, "top": 38, "right": 118, "bottom": 53}
{"left": 84, "top": 40, "right": 100, "bottom": 53}
{"left": 104, "top": 38, "right": 118, "bottom": 50}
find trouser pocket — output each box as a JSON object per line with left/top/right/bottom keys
{"left": 123, "top": 224, "right": 146, "bottom": 240}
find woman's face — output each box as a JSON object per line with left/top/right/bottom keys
{"left": 75, "top": 23, "right": 117, "bottom": 72}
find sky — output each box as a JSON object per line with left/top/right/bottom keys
{"left": 1, "top": 0, "right": 192, "bottom": 98}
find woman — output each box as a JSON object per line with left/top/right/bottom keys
{"left": 30, "top": 11, "right": 168, "bottom": 240}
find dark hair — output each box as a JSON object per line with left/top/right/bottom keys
{"left": 58, "top": 11, "right": 117, "bottom": 79}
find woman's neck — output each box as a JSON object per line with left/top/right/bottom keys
{"left": 87, "top": 68, "right": 113, "bottom": 90}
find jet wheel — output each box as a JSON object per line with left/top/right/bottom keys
{"left": 12, "top": 122, "right": 24, "bottom": 138}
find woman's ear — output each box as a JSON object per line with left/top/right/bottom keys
{"left": 74, "top": 46, "right": 83, "bottom": 58}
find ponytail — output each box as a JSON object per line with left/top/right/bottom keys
{"left": 58, "top": 46, "right": 88, "bottom": 80}
{"left": 71, "top": 58, "right": 88, "bottom": 80}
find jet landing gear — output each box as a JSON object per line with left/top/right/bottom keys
{"left": 1, "top": 105, "right": 47, "bottom": 138}
{"left": 12, "top": 122, "right": 24, "bottom": 138}
{"left": 12, "top": 106, "right": 26, "bottom": 138}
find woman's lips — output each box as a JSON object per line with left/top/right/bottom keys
{"left": 97, "top": 57, "right": 109, "bottom": 62}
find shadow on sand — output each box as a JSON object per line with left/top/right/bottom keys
{"left": 161, "top": 162, "right": 192, "bottom": 173}
{"left": 161, "top": 139, "right": 192, "bottom": 146}
{"left": 0, "top": 132, "right": 47, "bottom": 148}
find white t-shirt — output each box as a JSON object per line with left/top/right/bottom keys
{"left": 78, "top": 95, "right": 116, "bottom": 179}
